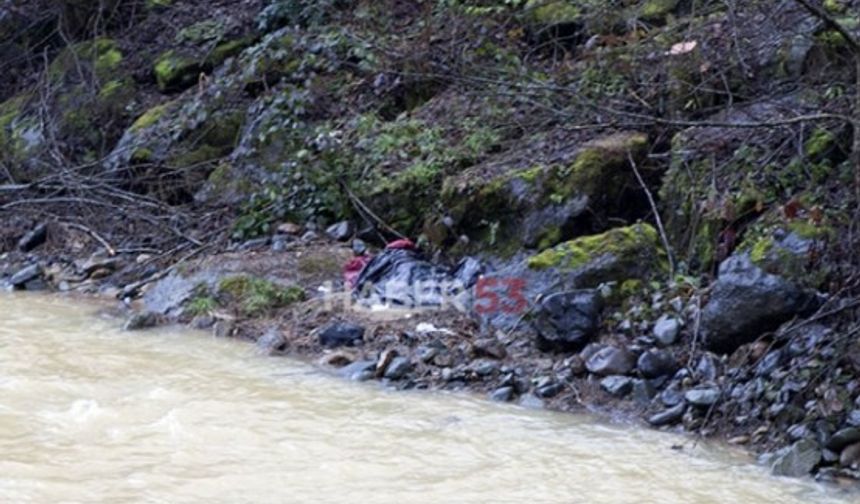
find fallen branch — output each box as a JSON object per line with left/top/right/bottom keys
{"left": 628, "top": 151, "right": 675, "bottom": 279}
{"left": 62, "top": 221, "right": 116, "bottom": 256}
{"left": 341, "top": 182, "right": 406, "bottom": 240}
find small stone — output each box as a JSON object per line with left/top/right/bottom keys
{"left": 637, "top": 349, "right": 679, "bottom": 379}
{"left": 825, "top": 427, "right": 860, "bottom": 452}
{"left": 383, "top": 357, "right": 412, "bottom": 380}
{"left": 847, "top": 410, "right": 860, "bottom": 427}
{"left": 17, "top": 223, "right": 47, "bottom": 252}
{"left": 788, "top": 324, "right": 829, "bottom": 357}
{"left": 535, "top": 382, "right": 564, "bottom": 398}
{"left": 756, "top": 350, "right": 782, "bottom": 377}
{"left": 787, "top": 424, "right": 811, "bottom": 441}
{"left": 585, "top": 346, "right": 636, "bottom": 376}
{"left": 601, "top": 375, "right": 633, "bottom": 397}
{"left": 256, "top": 328, "right": 287, "bottom": 355}
{"left": 123, "top": 311, "right": 159, "bottom": 331}
{"left": 212, "top": 320, "right": 234, "bottom": 338}
{"left": 473, "top": 360, "right": 499, "bottom": 376}
{"left": 441, "top": 368, "right": 454, "bottom": 382}
{"left": 685, "top": 387, "right": 721, "bottom": 407}
{"left": 695, "top": 354, "right": 719, "bottom": 382}
{"left": 416, "top": 345, "right": 439, "bottom": 363}
{"left": 321, "top": 350, "right": 355, "bottom": 367}
{"left": 473, "top": 338, "right": 507, "bottom": 360}
{"left": 191, "top": 315, "right": 215, "bottom": 329}
{"left": 822, "top": 449, "right": 840, "bottom": 464}
{"left": 519, "top": 394, "right": 545, "bottom": 409}
{"left": 271, "top": 236, "right": 291, "bottom": 252}
{"left": 351, "top": 239, "right": 367, "bottom": 256}
{"left": 9, "top": 264, "right": 41, "bottom": 288}
{"left": 337, "top": 360, "right": 376, "bottom": 381}
{"left": 653, "top": 315, "right": 681, "bottom": 346}
{"left": 660, "top": 383, "right": 685, "bottom": 407}
{"left": 326, "top": 221, "right": 354, "bottom": 241}
{"left": 277, "top": 222, "right": 301, "bottom": 235}
{"left": 433, "top": 352, "right": 454, "bottom": 367}
{"left": 840, "top": 442, "right": 860, "bottom": 468}
{"left": 569, "top": 354, "right": 587, "bottom": 375}
{"left": 648, "top": 403, "right": 686, "bottom": 426}
{"left": 301, "top": 230, "right": 319, "bottom": 242}
{"left": 319, "top": 322, "right": 365, "bottom": 348}
{"left": 490, "top": 386, "right": 515, "bottom": 402}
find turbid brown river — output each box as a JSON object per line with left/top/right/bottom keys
{"left": 0, "top": 293, "right": 856, "bottom": 503}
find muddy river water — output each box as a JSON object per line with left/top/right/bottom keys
{"left": 0, "top": 293, "right": 856, "bottom": 503}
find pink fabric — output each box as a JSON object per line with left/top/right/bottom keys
{"left": 385, "top": 238, "right": 416, "bottom": 250}
{"left": 343, "top": 255, "right": 372, "bottom": 288}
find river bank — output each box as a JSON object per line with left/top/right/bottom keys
{"left": 3, "top": 224, "right": 860, "bottom": 488}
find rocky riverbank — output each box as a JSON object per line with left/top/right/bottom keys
{"left": 3, "top": 0, "right": 860, "bottom": 487}
{"left": 3, "top": 215, "right": 860, "bottom": 485}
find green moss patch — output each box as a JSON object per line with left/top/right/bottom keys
{"left": 528, "top": 223, "right": 660, "bottom": 271}
{"left": 154, "top": 50, "right": 201, "bottom": 92}
{"left": 218, "top": 276, "right": 306, "bottom": 317}
{"left": 131, "top": 103, "right": 171, "bottom": 131}
{"left": 526, "top": 0, "right": 582, "bottom": 25}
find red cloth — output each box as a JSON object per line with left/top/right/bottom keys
{"left": 343, "top": 239, "right": 415, "bottom": 287}
{"left": 343, "top": 255, "right": 372, "bottom": 288}
{"left": 385, "top": 238, "right": 416, "bottom": 250}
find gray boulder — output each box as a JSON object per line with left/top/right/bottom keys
{"left": 533, "top": 290, "right": 603, "bottom": 352}
{"left": 490, "top": 386, "right": 515, "bottom": 402}
{"left": 256, "top": 328, "right": 287, "bottom": 355}
{"left": 702, "top": 254, "right": 819, "bottom": 353}
{"left": 653, "top": 315, "right": 681, "bottom": 346}
{"left": 9, "top": 264, "right": 42, "bottom": 288}
{"left": 600, "top": 375, "right": 633, "bottom": 397}
{"left": 17, "top": 223, "right": 47, "bottom": 252}
{"left": 760, "top": 439, "right": 821, "bottom": 477}
{"left": 326, "top": 221, "right": 354, "bottom": 241}
{"left": 648, "top": 403, "right": 686, "bottom": 427}
{"left": 585, "top": 346, "right": 636, "bottom": 376}
{"left": 337, "top": 360, "right": 376, "bottom": 381}
{"left": 685, "top": 387, "right": 721, "bottom": 407}
{"left": 319, "top": 322, "right": 365, "bottom": 348}
{"left": 637, "top": 349, "right": 678, "bottom": 379}
{"left": 123, "top": 311, "right": 160, "bottom": 331}
{"left": 383, "top": 356, "right": 412, "bottom": 380}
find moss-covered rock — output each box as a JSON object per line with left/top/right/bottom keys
{"left": 441, "top": 131, "right": 648, "bottom": 254}
{"left": 527, "top": 222, "right": 666, "bottom": 286}
{"left": 738, "top": 212, "right": 834, "bottom": 288}
{"left": 105, "top": 81, "right": 245, "bottom": 201}
{"left": 660, "top": 96, "right": 844, "bottom": 273}
{"left": 639, "top": 0, "right": 679, "bottom": 22}
{"left": 154, "top": 50, "right": 201, "bottom": 92}
{"left": 153, "top": 34, "right": 252, "bottom": 93}
{"left": 526, "top": 0, "right": 582, "bottom": 26}
{"left": 0, "top": 38, "right": 136, "bottom": 180}
{"left": 480, "top": 222, "right": 665, "bottom": 330}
